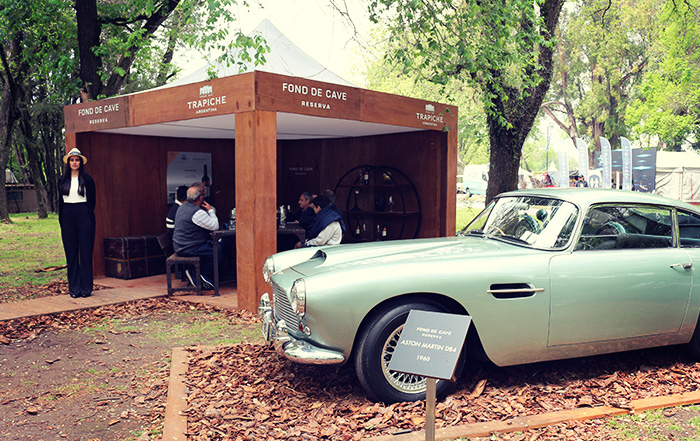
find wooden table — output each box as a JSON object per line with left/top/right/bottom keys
{"left": 211, "top": 224, "right": 305, "bottom": 296}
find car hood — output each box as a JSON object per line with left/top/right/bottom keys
{"left": 290, "top": 235, "right": 514, "bottom": 276}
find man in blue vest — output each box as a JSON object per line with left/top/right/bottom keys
{"left": 173, "top": 186, "right": 221, "bottom": 290}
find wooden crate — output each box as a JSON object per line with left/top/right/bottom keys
{"left": 103, "top": 235, "right": 166, "bottom": 279}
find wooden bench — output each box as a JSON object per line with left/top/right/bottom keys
{"left": 157, "top": 233, "right": 202, "bottom": 295}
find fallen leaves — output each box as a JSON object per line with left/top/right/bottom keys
{"left": 183, "top": 343, "right": 700, "bottom": 440}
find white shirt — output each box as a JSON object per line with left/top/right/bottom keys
{"left": 63, "top": 177, "right": 87, "bottom": 203}
{"left": 305, "top": 221, "right": 342, "bottom": 247}
{"left": 192, "top": 206, "right": 219, "bottom": 231}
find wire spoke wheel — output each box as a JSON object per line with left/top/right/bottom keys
{"left": 380, "top": 324, "right": 429, "bottom": 393}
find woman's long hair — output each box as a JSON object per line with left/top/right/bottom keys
{"left": 58, "top": 158, "right": 85, "bottom": 196}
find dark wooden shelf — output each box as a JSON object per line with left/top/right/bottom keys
{"left": 334, "top": 165, "right": 421, "bottom": 241}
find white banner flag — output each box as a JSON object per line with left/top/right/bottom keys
{"left": 599, "top": 137, "right": 612, "bottom": 188}
{"left": 558, "top": 150, "right": 569, "bottom": 188}
{"left": 576, "top": 138, "right": 589, "bottom": 182}
{"left": 621, "top": 137, "right": 632, "bottom": 191}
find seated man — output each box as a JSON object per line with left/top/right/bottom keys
{"left": 297, "top": 194, "right": 343, "bottom": 247}
{"left": 172, "top": 186, "right": 223, "bottom": 290}
{"left": 288, "top": 192, "right": 316, "bottom": 233}
{"left": 166, "top": 185, "right": 188, "bottom": 237}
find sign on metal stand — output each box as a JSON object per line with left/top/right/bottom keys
{"left": 388, "top": 310, "right": 472, "bottom": 441}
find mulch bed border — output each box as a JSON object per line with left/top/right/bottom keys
{"left": 165, "top": 348, "right": 700, "bottom": 441}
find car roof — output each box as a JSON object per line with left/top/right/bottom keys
{"left": 498, "top": 188, "right": 700, "bottom": 213}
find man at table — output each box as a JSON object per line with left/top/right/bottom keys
{"left": 172, "top": 186, "right": 221, "bottom": 290}
{"left": 165, "top": 185, "right": 188, "bottom": 237}
{"left": 289, "top": 192, "right": 316, "bottom": 232}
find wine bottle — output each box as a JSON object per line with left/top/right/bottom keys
{"left": 382, "top": 225, "right": 387, "bottom": 240}
{"left": 355, "top": 217, "right": 361, "bottom": 240}
{"left": 363, "top": 169, "right": 370, "bottom": 185}
{"left": 201, "top": 165, "right": 210, "bottom": 198}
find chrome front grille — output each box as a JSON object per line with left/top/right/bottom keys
{"left": 272, "top": 284, "right": 300, "bottom": 330}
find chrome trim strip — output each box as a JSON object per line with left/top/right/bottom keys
{"left": 487, "top": 288, "right": 545, "bottom": 294}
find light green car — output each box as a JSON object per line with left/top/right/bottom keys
{"left": 260, "top": 188, "right": 700, "bottom": 403}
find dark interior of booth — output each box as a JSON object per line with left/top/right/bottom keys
{"left": 78, "top": 128, "right": 449, "bottom": 278}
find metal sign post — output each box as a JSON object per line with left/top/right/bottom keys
{"left": 426, "top": 378, "right": 436, "bottom": 441}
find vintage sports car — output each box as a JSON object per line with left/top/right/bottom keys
{"left": 259, "top": 188, "right": 700, "bottom": 403}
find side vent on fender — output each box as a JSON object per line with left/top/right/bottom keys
{"left": 487, "top": 283, "right": 544, "bottom": 299}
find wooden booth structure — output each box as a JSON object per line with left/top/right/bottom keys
{"left": 63, "top": 71, "right": 458, "bottom": 312}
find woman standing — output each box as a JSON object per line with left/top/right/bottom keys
{"left": 58, "top": 148, "right": 96, "bottom": 298}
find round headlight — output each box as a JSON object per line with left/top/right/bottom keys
{"left": 262, "top": 257, "right": 274, "bottom": 283}
{"left": 290, "top": 279, "right": 306, "bottom": 317}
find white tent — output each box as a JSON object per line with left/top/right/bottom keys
{"left": 655, "top": 151, "right": 700, "bottom": 203}
{"left": 165, "top": 19, "right": 353, "bottom": 88}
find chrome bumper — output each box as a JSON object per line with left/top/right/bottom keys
{"left": 258, "top": 293, "right": 345, "bottom": 365}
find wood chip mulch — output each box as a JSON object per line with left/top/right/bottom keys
{"left": 184, "top": 341, "right": 700, "bottom": 440}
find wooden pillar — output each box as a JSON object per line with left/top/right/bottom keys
{"left": 442, "top": 126, "right": 458, "bottom": 236}
{"left": 65, "top": 132, "right": 76, "bottom": 151}
{"left": 235, "top": 110, "right": 277, "bottom": 312}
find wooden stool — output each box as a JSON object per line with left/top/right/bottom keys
{"left": 166, "top": 254, "right": 202, "bottom": 295}
{"left": 157, "top": 233, "right": 202, "bottom": 296}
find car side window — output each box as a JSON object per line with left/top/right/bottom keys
{"left": 576, "top": 205, "right": 673, "bottom": 251}
{"left": 678, "top": 210, "right": 700, "bottom": 248}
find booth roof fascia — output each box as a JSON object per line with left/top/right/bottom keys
{"left": 63, "top": 71, "right": 458, "bottom": 140}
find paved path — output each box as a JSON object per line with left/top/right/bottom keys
{"left": 0, "top": 274, "right": 239, "bottom": 322}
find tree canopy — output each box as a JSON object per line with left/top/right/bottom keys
{"left": 0, "top": 0, "right": 267, "bottom": 222}
{"left": 626, "top": 0, "right": 700, "bottom": 150}
{"left": 542, "top": 0, "right": 654, "bottom": 154}
{"left": 368, "top": 0, "right": 564, "bottom": 202}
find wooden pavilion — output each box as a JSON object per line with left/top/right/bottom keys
{"left": 63, "top": 71, "right": 458, "bottom": 312}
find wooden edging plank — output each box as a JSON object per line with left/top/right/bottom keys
{"left": 366, "top": 390, "right": 700, "bottom": 441}
{"left": 163, "top": 347, "right": 189, "bottom": 441}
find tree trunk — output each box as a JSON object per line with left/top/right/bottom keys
{"left": 0, "top": 84, "right": 15, "bottom": 223}
{"left": 75, "top": 0, "right": 103, "bottom": 100}
{"left": 487, "top": 117, "right": 522, "bottom": 201}
{"left": 484, "top": 0, "right": 564, "bottom": 204}
{"left": 0, "top": 36, "right": 22, "bottom": 224}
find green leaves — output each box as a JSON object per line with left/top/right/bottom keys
{"left": 369, "top": 0, "right": 555, "bottom": 129}
{"left": 626, "top": 0, "right": 700, "bottom": 148}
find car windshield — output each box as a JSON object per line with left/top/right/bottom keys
{"left": 461, "top": 196, "right": 579, "bottom": 250}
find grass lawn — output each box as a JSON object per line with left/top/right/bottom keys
{"left": 0, "top": 213, "right": 66, "bottom": 287}
{"left": 456, "top": 206, "right": 480, "bottom": 231}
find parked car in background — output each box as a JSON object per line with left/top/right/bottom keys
{"left": 260, "top": 188, "right": 700, "bottom": 403}
{"left": 457, "top": 169, "right": 488, "bottom": 197}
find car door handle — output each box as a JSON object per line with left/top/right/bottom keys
{"left": 670, "top": 262, "right": 693, "bottom": 270}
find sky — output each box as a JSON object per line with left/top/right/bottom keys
{"left": 176, "top": 0, "right": 371, "bottom": 83}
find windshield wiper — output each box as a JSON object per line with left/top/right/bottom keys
{"left": 460, "top": 229, "right": 484, "bottom": 237}
{"left": 492, "top": 234, "right": 530, "bottom": 245}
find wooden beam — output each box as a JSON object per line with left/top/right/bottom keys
{"left": 235, "top": 110, "right": 277, "bottom": 312}
{"left": 366, "top": 390, "right": 700, "bottom": 441}
{"left": 443, "top": 124, "right": 458, "bottom": 236}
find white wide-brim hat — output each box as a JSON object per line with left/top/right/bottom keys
{"left": 63, "top": 148, "right": 87, "bottom": 164}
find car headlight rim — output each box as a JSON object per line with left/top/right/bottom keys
{"left": 290, "top": 278, "right": 306, "bottom": 317}
{"left": 262, "top": 257, "right": 274, "bottom": 283}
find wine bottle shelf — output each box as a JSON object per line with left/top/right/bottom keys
{"left": 334, "top": 165, "right": 421, "bottom": 242}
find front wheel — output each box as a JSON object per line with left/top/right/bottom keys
{"left": 687, "top": 318, "right": 700, "bottom": 359}
{"left": 354, "top": 300, "right": 457, "bottom": 403}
